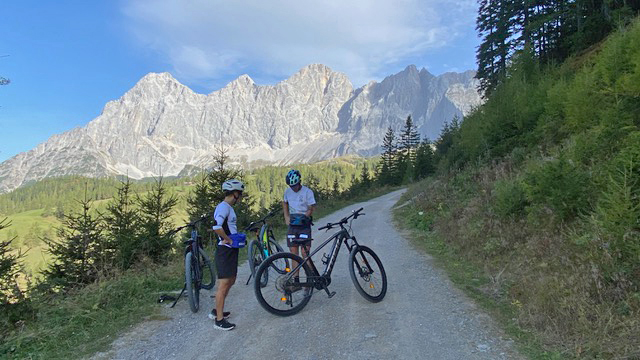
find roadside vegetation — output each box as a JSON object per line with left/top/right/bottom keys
{"left": 396, "top": 8, "right": 640, "bottom": 359}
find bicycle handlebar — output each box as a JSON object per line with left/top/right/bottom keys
{"left": 318, "top": 207, "right": 365, "bottom": 231}
{"left": 169, "top": 212, "right": 214, "bottom": 236}
{"left": 244, "top": 209, "right": 280, "bottom": 231}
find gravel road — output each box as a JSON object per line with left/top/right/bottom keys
{"left": 91, "top": 189, "right": 523, "bottom": 360}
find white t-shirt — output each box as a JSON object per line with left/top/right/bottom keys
{"left": 283, "top": 185, "right": 316, "bottom": 215}
{"left": 212, "top": 201, "right": 237, "bottom": 247}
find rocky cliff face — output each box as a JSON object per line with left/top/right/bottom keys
{"left": 0, "top": 64, "right": 481, "bottom": 193}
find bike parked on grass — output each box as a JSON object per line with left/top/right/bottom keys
{"left": 245, "top": 209, "right": 284, "bottom": 286}
{"left": 253, "top": 207, "right": 387, "bottom": 316}
{"left": 169, "top": 214, "right": 216, "bottom": 313}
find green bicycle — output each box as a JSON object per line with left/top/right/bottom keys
{"left": 245, "top": 209, "right": 284, "bottom": 287}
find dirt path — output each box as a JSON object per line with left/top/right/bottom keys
{"left": 91, "top": 189, "right": 523, "bottom": 360}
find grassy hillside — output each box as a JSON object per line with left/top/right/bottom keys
{"left": 397, "top": 18, "right": 640, "bottom": 359}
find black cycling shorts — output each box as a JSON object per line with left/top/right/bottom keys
{"left": 287, "top": 224, "right": 312, "bottom": 247}
{"left": 216, "top": 245, "right": 239, "bottom": 279}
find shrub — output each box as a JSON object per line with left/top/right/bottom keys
{"left": 492, "top": 179, "right": 528, "bottom": 218}
{"left": 592, "top": 132, "right": 640, "bottom": 280}
{"left": 523, "top": 157, "right": 592, "bottom": 221}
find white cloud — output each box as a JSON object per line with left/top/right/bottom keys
{"left": 122, "top": 0, "right": 475, "bottom": 87}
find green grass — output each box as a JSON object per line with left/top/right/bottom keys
{"left": 395, "top": 161, "right": 640, "bottom": 359}
{"left": 1, "top": 185, "right": 398, "bottom": 360}
{"left": 3, "top": 209, "right": 61, "bottom": 277}
{"left": 1, "top": 202, "right": 190, "bottom": 280}
{"left": 394, "top": 204, "right": 563, "bottom": 359}
{"left": 1, "top": 260, "right": 183, "bottom": 359}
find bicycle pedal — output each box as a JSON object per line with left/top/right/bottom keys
{"left": 324, "top": 287, "right": 336, "bottom": 298}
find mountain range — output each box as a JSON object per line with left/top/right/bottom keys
{"left": 0, "top": 64, "right": 482, "bottom": 193}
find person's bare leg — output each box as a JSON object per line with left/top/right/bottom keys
{"left": 289, "top": 245, "right": 300, "bottom": 276}
{"left": 215, "top": 278, "right": 232, "bottom": 321}
{"left": 301, "top": 243, "right": 318, "bottom": 274}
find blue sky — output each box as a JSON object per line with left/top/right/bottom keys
{"left": 0, "top": 0, "right": 479, "bottom": 163}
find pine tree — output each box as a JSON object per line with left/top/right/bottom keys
{"left": 435, "top": 116, "right": 461, "bottom": 158}
{"left": 0, "top": 218, "right": 23, "bottom": 304}
{"left": 104, "top": 178, "right": 139, "bottom": 270}
{"left": 415, "top": 138, "right": 436, "bottom": 179}
{"left": 186, "top": 172, "right": 215, "bottom": 239}
{"left": 43, "top": 192, "right": 107, "bottom": 288}
{"left": 377, "top": 127, "right": 398, "bottom": 185}
{"left": 476, "top": 0, "right": 518, "bottom": 95}
{"left": 305, "top": 174, "right": 324, "bottom": 200}
{"left": 332, "top": 178, "right": 341, "bottom": 198}
{"left": 349, "top": 173, "right": 362, "bottom": 197}
{"left": 398, "top": 115, "right": 421, "bottom": 183}
{"left": 361, "top": 163, "right": 371, "bottom": 188}
{"left": 136, "top": 177, "right": 178, "bottom": 264}
{"left": 191, "top": 142, "right": 255, "bottom": 233}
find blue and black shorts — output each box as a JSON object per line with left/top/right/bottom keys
{"left": 287, "top": 224, "right": 312, "bottom": 248}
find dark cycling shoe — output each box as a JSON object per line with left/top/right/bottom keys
{"left": 208, "top": 309, "right": 230, "bottom": 320}
{"left": 214, "top": 318, "right": 236, "bottom": 331}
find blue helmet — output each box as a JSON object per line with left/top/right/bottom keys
{"left": 286, "top": 169, "right": 301, "bottom": 186}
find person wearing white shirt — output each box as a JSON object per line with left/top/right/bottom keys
{"left": 209, "top": 179, "right": 244, "bottom": 331}
{"left": 282, "top": 169, "right": 316, "bottom": 259}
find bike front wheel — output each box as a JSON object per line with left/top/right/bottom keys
{"left": 348, "top": 245, "right": 387, "bottom": 302}
{"left": 199, "top": 249, "right": 216, "bottom": 290}
{"left": 185, "top": 252, "right": 200, "bottom": 313}
{"left": 254, "top": 252, "right": 313, "bottom": 316}
{"left": 247, "top": 240, "right": 264, "bottom": 278}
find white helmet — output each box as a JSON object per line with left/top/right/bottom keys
{"left": 222, "top": 179, "right": 244, "bottom": 192}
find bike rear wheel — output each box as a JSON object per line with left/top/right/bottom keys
{"left": 348, "top": 245, "right": 387, "bottom": 302}
{"left": 254, "top": 252, "right": 313, "bottom": 316}
{"left": 185, "top": 252, "right": 200, "bottom": 313}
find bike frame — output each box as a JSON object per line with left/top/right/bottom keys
{"left": 288, "top": 222, "right": 358, "bottom": 283}
{"left": 258, "top": 222, "right": 273, "bottom": 257}
{"left": 248, "top": 210, "right": 278, "bottom": 257}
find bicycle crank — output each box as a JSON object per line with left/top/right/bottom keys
{"left": 324, "top": 287, "right": 336, "bottom": 298}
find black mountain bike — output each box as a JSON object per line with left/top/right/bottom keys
{"left": 245, "top": 209, "right": 284, "bottom": 286}
{"left": 169, "top": 214, "right": 216, "bottom": 313}
{"left": 254, "top": 207, "right": 387, "bottom": 316}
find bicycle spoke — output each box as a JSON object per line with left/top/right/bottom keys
{"left": 254, "top": 253, "right": 313, "bottom": 316}
{"left": 349, "top": 246, "right": 387, "bottom": 302}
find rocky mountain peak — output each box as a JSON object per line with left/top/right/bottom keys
{"left": 0, "top": 64, "right": 482, "bottom": 194}
{"left": 133, "top": 72, "right": 182, "bottom": 89}
{"left": 285, "top": 64, "right": 351, "bottom": 89}
{"left": 227, "top": 74, "right": 255, "bottom": 88}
